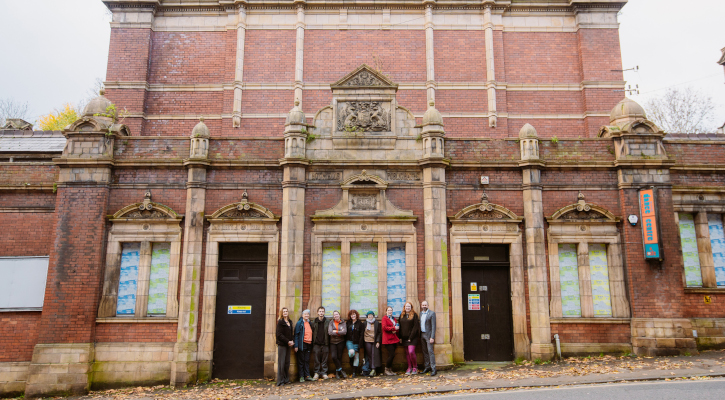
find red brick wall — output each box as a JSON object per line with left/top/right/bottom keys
{"left": 0, "top": 164, "right": 57, "bottom": 184}
{"left": 244, "top": 30, "right": 296, "bottom": 83}
{"left": 242, "top": 90, "right": 295, "bottom": 114}
{"left": 302, "top": 188, "right": 342, "bottom": 304}
{"left": 0, "top": 213, "right": 55, "bottom": 257}
{"left": 434, "top": 31, "right": 486, "bottom": 82}
{"left": 303, "top": 30, "right": 426, "bottom": 83}
{"left": 149, "top": 32, "right": 228, "bottom": 85}
{"left": 577, "top": 29, "right": 624, "bottom": 82}
{"left": 107, "top": 28, "right": 152, "bottom": 82}
{"left": 671, "top": 171, "right": 725, "bottom": 187}
{"left": 209, "top": 138, "right": 284, "bottom": 159}
{"left": 94, "top": 323, "right": 177, "bottom": 342}
{"left": 446, "top": 139, "right": 520, "bottom": 161}
{"left": 507, "top": 92, "right": 584, "bottom": 115}
{"left": 114, "top": 137, "right": 190, "bottom": 159}
{"left": 543, "top": 190, "right": 620, "bottom": 217}
{"left": 37, "top": 186, "right": 110, "bottom": 344}
{"left": 665, "top": 143, "right": 725, "bottom": 165}
{"left": 503, "top": 32, "right": 581, "bottom": 83}
{"left": 436, "top": 90, "right": 488, "bottom": 113}
{"left": 551, "top": 323, "right": 630, "bottom": 344}
{"left": 108, "top": 188, "right": 187, "bottom": 216}
{"left": 145, "top": 92, "right": 224, "bottom": 115}
{"left": 0, "top": 313, "right": 42, "bottom": 361}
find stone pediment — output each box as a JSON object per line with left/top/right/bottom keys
{"left": 112, "top": 191, "right": 180, "bottom": 220}
{"left": 548, "top": 192, "right": 618, "bottom": 223}
{"left": 331, "top": 64, "right": 397, "bottom": 90}
{"left": 209, "top": 191, "right": 277, "bottom": 220}
{"left": 450, "top": 193, "right": 522, "bottom": 222}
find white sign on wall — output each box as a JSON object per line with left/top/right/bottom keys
{"left": 0, "top": 257, "right": 50, "bottom": 310}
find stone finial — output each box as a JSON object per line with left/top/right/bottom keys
{"left": 191, "top": 117, "right": 210, "bottom": 139}
{"left": 139, "top": 190, "right": 153, "bottom": 211}
{"left": 478, "top": 190, "right": 493, "bottom": 211}
{"left": 237, "top": 190, "right": 251, "bottom": 211}
{"left": 0, "top": 118, "right": 33, "bottom": 131}
{"left": 609, "top": 98, "right": 647, "bottom": 127}
{"left": 421, "top": 100, "right": 443, "bottom": 127}
{"left": 576, "top": 191, "right": 591, "bottom": 212}
{"left": 518, "top": 123, "right": 538, "bottom": 139}
{"left": 83, "top": 90, "right": 113, "bottom": 119}
{"left": 285, "top": 99, "right": 305, "bottom": 126}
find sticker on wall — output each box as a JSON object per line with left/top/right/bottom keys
{"left": 322, "top": 243, "right": 342, "bottom": 317}
{"left": 386, "top": 243, "right": 406, "bottom": 317}
{"left": 708, "top": 214, "right": 725, "bottom": 287}
{"left": 116, "top": 243, "right": 140, "bottom": 315}
{"left": 468, "top": 294, "right": 481, "bottom": 310}
{"left": 228, "top": 305, "right": 251, "bottom": 314}
{"left": 558, "top": 243, "right": 582, "bottom": 317}
{"left": 589, "top": 244, "right": 612, "bottom": 317}
{"left": 679, "top": 213, "right": 704, "bottom": 287}
{"left": 147, "top": 242, "right": 171, "bottom": 315}
{"left": 351, "top": 243, "right": 378, "bottom": 316}
{"left": 470, "top": 282, "right": 478, "bottom": 292}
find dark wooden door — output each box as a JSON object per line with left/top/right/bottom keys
{"left": 461, "top": 244, "right": 514, "bottom": 361}
{"left": 213, "top": 243, "right": 268, "bottom": 379}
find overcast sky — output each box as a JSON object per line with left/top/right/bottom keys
{"left": 1, "top": 0, "right": 723, "bottom": 129}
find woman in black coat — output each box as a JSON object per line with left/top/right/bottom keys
{"left": 345, "top": 309, "right": 365, "bottom": 377}
{"left": 360, "top": 310, "right": 383, "bottom": 377}
{"left": 275, "top": 307, "right": 295, "bottom": 386}
{"left": 398, "top": 302, "right": 420, "bottom": 374}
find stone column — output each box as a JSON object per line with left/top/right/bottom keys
{"left": 424, "top": 1, "right": 436, "bottom": 103}
{"left": 518, "top": 124, "right": 554, "bottom": 360}
{"left": 171, "top": 121, "right": 210, "bottom": 386}
{"left": 232, "top": 5, "right": 247, "bottom": 127}
{"left": 293, "top": 2, "right": 306, "bottom": 104}
{"left": 483, "top": 4, "right": 497, "bottom": 128}
{"left": 694, "top": 211, "right": 717, "bottom": 288}
{"left": 420, "top": 103, "right": 451, "bottom": 366}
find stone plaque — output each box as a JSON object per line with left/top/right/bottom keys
{"left": 337, "top": 101, "right": 391, "bottom": 132}
{"left": 351, "top": 194, "right": 377, "bottom": 211}
{"left": 309, "top": 171, "right": 342, "bottom": 181}
{"left": 387, "top": 171, "right": 421, "bottom": 181}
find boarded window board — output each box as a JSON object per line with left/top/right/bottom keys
{"left": 0, "top": 256, "right": 49, "bottom": 310}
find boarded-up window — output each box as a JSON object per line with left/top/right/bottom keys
{"left": 350, "top": 243, "right": 378, "bottom": 316}
{"left": 558, "top": 244, "right": 581, "bottom": 317}
{"left": 147, "top": 242, "right": 171, "bottom": 315}
{"left": 0, "top": 256, "right": 49, "bottom": 310}
{"left": 708, "top": 214, "right": 725, "bottom": 287}
{"left": 589, "top": 244, "right": 612, "bottom": 317}
{"left": 678, "top": 213, "right": 703, "bottom": 287}
{"left": 322, "top": 243, "right": 342, "bottom": 316}
{"left": 116, "top": 243, "right": 140, "bottom": 315}
{"left": 386, "top": 243, "right": 406, "bottom": 317}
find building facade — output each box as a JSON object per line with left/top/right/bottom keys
{"left": 1, "top": 0, "right": 725, "bottom": 397}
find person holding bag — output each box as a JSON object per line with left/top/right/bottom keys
{"left": 381, "top": 306, "right": 399, "bottom": 376}
{"left": 328, "top": 310, "right": 348, "bottom": 379}
{"left": 345, "top": 309, "right": 364, "bottom": 377}
{"left": 398, "top": 302, "right": 420, "bottom": 375}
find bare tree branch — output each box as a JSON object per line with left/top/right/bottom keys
{"left": 643, "top": 87, "right": 718, "bottom": 134}
{"left": 0, "top": 98, "right": 30, "bottom": 127}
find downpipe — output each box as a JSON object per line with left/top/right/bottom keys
{"left": 554, "top": 334, "right": 562, "bottom": 360}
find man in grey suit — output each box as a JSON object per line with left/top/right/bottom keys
{"left": 419, "top": 300, "right": 436, "bottom": 376}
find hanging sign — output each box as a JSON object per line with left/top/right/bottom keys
{"left": 468, "top": 294, "right": 481, "bottom": 310}
{"left": 639, "top": 188, "right": 662, "bottom": 260}
{"left": 228, "top": 305, "right": 251, "bottom": 315}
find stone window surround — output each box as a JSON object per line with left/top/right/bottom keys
{"left": 97, "top": 219, "right": 182, "bottom": 321}
{"left": 449, "top": 207, "right": 529, "bottom": 361}
{"left": 546, "top": 219, "right": 630, "bottom": 321}
{"left": 307, "top": 220, "right": 419, "bottom": 315}
{"left": 673, "top": 195, "right": 725, "bottom": 292}
{"left": 198, "top": 217, "right": 280, "bottom": 378}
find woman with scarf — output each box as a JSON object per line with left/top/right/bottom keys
{"left": 361, "top": 310, "right": 382, "bottom": 377}
{"left": 381, "top": 306, "right": 399, "bottom": 376}
{"left": 345, "top": 309, "right": 364, "bottom": 377}
{"left": 398, "top": 302, "right": 420, "bottom": 375}
{"left": 327, "top": 310, "right": 348, "bottom": 379}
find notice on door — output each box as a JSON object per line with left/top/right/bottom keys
{"left": 470, "top": 282, "right": 477, "bottom": 291}
{"left": 468, "top": 294, "right": 481, "bottom": 310}
{"left": 228, "top": 305, "right": 251, "bottom": 315}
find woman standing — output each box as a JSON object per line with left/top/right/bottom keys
{"left": 398, "top": 302, "right": 420, "bottom": 375}
{"left": 328, "top": 310, "right": 348, "bottom": 379}
{"left": 381, "top": 306, "right": 399, "bottom": 376}
{"left": 345, "top": 309, "right": 364, "bottom": 377}
{"left": 276, "top": 307, "right": 295, "bottom": 386}
{"left": 293, "top": 309, "right": 314, "bottom": 382}
{"left": 361, "top": 310, "right": 382, "bottom": 377}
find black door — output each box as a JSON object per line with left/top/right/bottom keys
{"left": 461, "top": 244, "right": 514, "bottom": 361}
{"left": 213, "top": 243, "right": 268, "bottom": 379}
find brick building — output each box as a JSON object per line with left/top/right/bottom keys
{"left": 1, "top": 0, "right": 725, "bottom": 397}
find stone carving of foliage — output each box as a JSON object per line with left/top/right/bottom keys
{"left": 464, "top": 210, "right": 506, "bottom": 220}
{"left": 337, "top": 101, "right": 390, "bottom": 132}
{"left": 219, "top": 209, "right": 266, "bottom": 219}
{"left": 561, "top": 210, "right": 606, "bottom": 220}
{"left": 343, "top": 70, "right": 384, "bottom": 87}
{"left": 124, "top": 209, "right": 170, "bottom": 219}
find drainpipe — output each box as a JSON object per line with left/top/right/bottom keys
{"left": 554, "top": 334, "right": 562, "bottom": 360}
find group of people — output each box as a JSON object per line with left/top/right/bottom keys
{"left": 275, "top": 301, "right": 437, "bottom": 386}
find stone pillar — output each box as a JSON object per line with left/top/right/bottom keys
{"left": 518, "top": 123, "right": 554, "bottom": 360}
{"left": 423, "top": 1, "right": 436, "bottom": 103}
{"left": 483, "top": 4, "right": 497, "bottom": 128}
{"left": 419, "top": 103, "right": 451, "bottom": 365}
{"left": 232, "top": 5, "right": 247, "bottom": 127}
{"left": 293, "top": 1, "right": 306, "bottom": 104}
{"left": 694, "top": 212, "right": 717, "bottom": 288}
{"left": 171, "top": 121, "right": 210, "bottom": 386}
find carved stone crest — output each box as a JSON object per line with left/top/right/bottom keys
{"left": 464, "top": 210, "right": 506, "bottom": 220}
{"left": 337, "top": 101, "right": 390, "bottom": 132}
{"left": 351, "top": 194, "right": 377, "bottom": 211}
{"left": 342, "top": 70, "right": 384, "bottom": 87}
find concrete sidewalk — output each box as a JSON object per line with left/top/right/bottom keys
{"left": 64, "top": 350, "right": 725, "bottom": 400}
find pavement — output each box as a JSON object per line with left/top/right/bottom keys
{"left": 51, "top": 349, "right": 725, "bottom": 400}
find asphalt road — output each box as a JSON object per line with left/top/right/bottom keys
{"left": 422, "top": 378, "right": 725, "bottom": 400}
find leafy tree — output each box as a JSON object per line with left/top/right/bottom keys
{"left": 644, "top": 87, "right": 718, "bottom": 134}
{"left": 0, "top": 98, "right": 30, "bottom": 126}
{"left": 38, "top": 104, "right": 78, "bottom": 131}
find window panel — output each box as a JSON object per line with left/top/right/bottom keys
{"left": 116, "top": 243, "right": 140, "bottom": 316}
{"left": 350, "top": 243, "right": 378, "bottom": 316}
{"left": 589, "top": 244, "right": 612, "bottom": 317}
{"left": 0, "top": 257, "right": 49, "bottom": 310}
{"left": 708, "top": 214, "right": 725, "bottom": 287}
{"left": 558, "top": 244, "right": 581, "bottom": 317}
{"left": 147, "top": 242, "right": 171, "bottom": 315}
{"left": 322, "top": 243, "right": 342, "bottom": 317}
{"left": 678, "top": 213, "right": 703, "bottom": 287}
{"left": 386, "top": 243, "right": 406, "bottom": 317}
